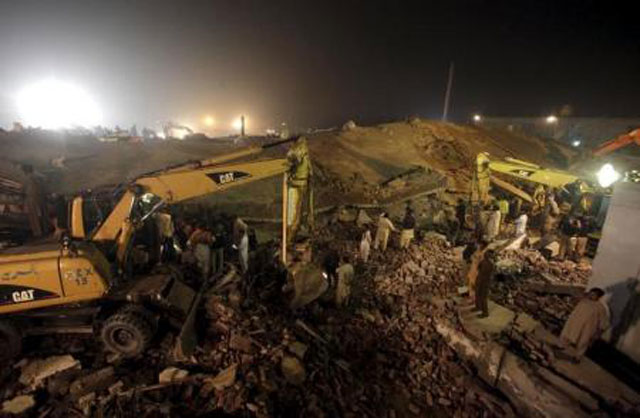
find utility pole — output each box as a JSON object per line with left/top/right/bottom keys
{"left": 442, "top": 61, "right": 455, "bottom": 122}
{"left": 240, "top": 115, "right": 245, "bottom": 137}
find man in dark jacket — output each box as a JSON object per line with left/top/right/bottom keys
{"left": 400, "top": 208, "right": 416, "bottom": 249}
{"left": 474, "top": 249, "right": 496, "bottom": 318}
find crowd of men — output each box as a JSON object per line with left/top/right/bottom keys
{"left": 457, "top": 185, "right": 609, "bottom": 361}
{"left": 158, "top": 210, "right": 253, "bottom": 281}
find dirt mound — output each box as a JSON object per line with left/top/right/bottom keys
{"left": 0, "top": 120, "right": 572, "bottom": 216}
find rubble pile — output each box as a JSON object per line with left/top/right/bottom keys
{"left": 1, "top": 234, "right": 515, "bottom": 417}
{"left": 493, "top": 249, "right": 591, "bottom": 333}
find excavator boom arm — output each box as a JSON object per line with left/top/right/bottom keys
{"left": 592, "top": 129, "right": 640, "bottom": 157}
{"left": 92, "top": 157, "right": 289, "bottom": 242}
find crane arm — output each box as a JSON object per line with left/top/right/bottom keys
{"left": 592, "top": 129, "right": 640, "bottom": 157}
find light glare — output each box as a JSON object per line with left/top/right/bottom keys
{"left": 597, "top": 163, "right": 621, "bottom": 188}
{"left": 16, "top": 79, "right": 102, "bottom": 129}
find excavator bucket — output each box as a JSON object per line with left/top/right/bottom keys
{"left": 171, "top": 285, "right": 204, "bottom": 361}
{"left": 288, "top": 263, "right": 329, "bottom": 309}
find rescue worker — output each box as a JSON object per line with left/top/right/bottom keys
{"left": 574, "top": 216, "right": 593, "bottom": 260}
{"left": 189, "top": 223, "right": 213, "bottom": 280}
{"left": 399, "top": 207, "right": 416, "bottom": 249}
{"left": 542, "top": 192, "right": 560, "bottom": 234}
{"left": 237, "top": 227, "right": 249, "bottom": 274}
{"left": 514, "top": 211, "right": 528, "bottom": 237}
{"left": 211, "top": 223, "right": 226, "bottom": 275}
{"left": 558, "top": 215, "right": 580, "bottom": 260}
{"left": 154, "top": 209, "right": 175, "bottom": 263}
{"left": 560, "top": 288, "right": 609, "bottom": 359}
{"left": 465, "top": 240, "right": 488, "bottom": 301}
{"left": 373, "top": 212, "right": 396, "bottom": 252}
{"left": 485, "top": 205, "right": 501, "bottom": 241}
{"left": 359, "top": 228, "right": 372, "bottom": 263}
{"left": 232, "top": 215, "right": 248, "bottom": 246}
{"left": 474, "top": 249, "right": 496, "bottom": 318}
{"left": 533, "top": 184, "right": 546, "bottom": 213}
{"left": 497, "top": 198, "right": 509, "bottom": 231}
{"left": 323, "top": 248, "right": 340, "bottom": 287}
{"left": 335, "top": 255, "right": 354, "bottom": 306}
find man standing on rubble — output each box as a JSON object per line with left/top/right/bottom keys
{"left": 560, "top": 288, "right": 609, "bottom": 359}
{"left": 189, "top": 223, "right": 213, "bottom": 280}
{"left": 497, "top": 198, "right": 509, "bottom": 232}
{"left": 237, "top": 227, "right": 249, "bottom": 274}
{"left": 335, "top": 255, "right": 354, "bottom": 306}
{"left": 574, "top": 215, "right": 593, "bottom": 261}
{"left": 374, "top": 212, "right": 396, "bottom": 252}
{"left": 360, "top": 228, "right": 372, "bottom": 262}
{"left": 474, "top": 249, "right": 496, "bottom": 318}
{"left": 542, "top": 191, "right": 560, "bottom": 234}
{"left": 400, "top": 207, "right": 416, "bottom": 249}
{"left": 514, "top": 211, "right": 528, "bottom": 237}
{"left": 233, "top": 215, "right": 248, "bottom": 247}
{"left": 465, "top": 239, "right": 488, "bottom": 301}
{"left": 211, "top": 223, "right": 226, "bottom": 275}
{"left": 558, "top": 215, "right": 580, "bottom": 260}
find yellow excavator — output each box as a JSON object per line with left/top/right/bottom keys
{"left": 470, "top": 152, "right": 586, "bottom": 207}
{"left": 0, "top": 137, "right": 316, "bottom": 361}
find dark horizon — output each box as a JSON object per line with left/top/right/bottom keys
{"left": 1, "top": 0, "right": 639, "bottom": 132}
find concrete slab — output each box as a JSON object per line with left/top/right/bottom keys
{"left": 455, "top": 297, "right": 640, "bottom": 409}
{"left": 455, "top": 297, "right": 537, "bottom": 340}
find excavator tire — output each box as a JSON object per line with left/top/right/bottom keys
{"left": 0, "top": 320, "right": 22, "bottom": 362}
{"left": 100, "top": 311, "right": 153, "bottom": 357}
{"left": 117, "top": 304, "right": 159, "bottom": 335}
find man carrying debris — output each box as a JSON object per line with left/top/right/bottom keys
{"left": 400, "top": 207, "right": 416, "bottom": 249}
{"left": 474, "top": 249, "right": 496, "bottom": 318}
{"left": 373, "top": 212, "right": 396, "bottom": 252}
{"left": 359, "top": 228, "right": 372, "bottom": 262}
{"left": 335, "top": 255, "right": 354, "bottom": 306}
{"left": 560, "top": 288, "right": 609, "bottom": 359}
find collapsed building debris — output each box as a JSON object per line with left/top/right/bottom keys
{"left": 1, "top": 120, "right": 639, "bottom": 417}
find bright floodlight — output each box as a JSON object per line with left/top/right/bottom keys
{"left": 203, "top": 116, "right": 214, "bottom": 126}
{"left": 546, "top": 115, "right": 558, "bottom": 124}
{"left": 597, "top": 163, "right": 621, "bottom": 188}
{"left": 473, "top": 114, "right": 482, "bottom": 122}
{"left": 572, "top": 140, "right": 581, "bottom": 147}
{"left": 16, "top": 79, "right": 102, "bottom": 129}
{"left": 232, "top": 116, "right": 246, "bottom": 130}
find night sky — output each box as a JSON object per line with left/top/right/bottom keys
{"left": 0, "top": 0, "right": 639, "bottom": 131}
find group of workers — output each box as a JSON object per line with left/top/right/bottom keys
{"left": 162, "top": 212, "right": 252, "bottom": 280}
{"left": 359, "top": 204, "right": 417, "bottom": 261}
{"left": 458, "top": 185, "right": 610, "bottom": 360}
